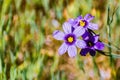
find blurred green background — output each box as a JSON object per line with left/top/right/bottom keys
{"left": 0, "top": 0, "right": 120, "bottom": 80}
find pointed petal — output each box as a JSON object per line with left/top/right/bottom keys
{"left": 80, "top": 48, "right": 90, "bottom": 56}
{"left": 94, "top": 42, "right": 104, "bottom": 50}
{"left": 72, "top": 23, "right": 79, "bottom": 28}
{"left": 75, "top": 39, "right": 86, "bottom": 48}
{"left": 63, "top": 22, "right": 72, "bottom": 34}
{"left": 89, "top": 35, "right": 99, "bottom": 43}
{"left": 68, "top": 19, "right": 77, "bottom": 26}
{"left": 93, "top": 35, "right": 99, "bottom": 43}
{"left": 53, "top": 30, "right": 65, "bottom": 40}
{"left": 76, "top": 16, "right": 83, "bottom": 21}
{"left": 88, "top": 23, "right": 98, "bottom": 30}
{"left": 73, "top": 27, "right": 85, "bottom": 37}
{"left": 58, "top": 43, "right": 68, "bottom": 55}
{"left": 84, "top": 14, "right": 94, "bottom": 22}
{"left": 82, "top": 31, "right": 91, "bottom": 40}
{"left": 68, "top": 45, "right": 77, "bottom": 58}
{"left": 68, "top": 19, "right": 74, "bottom": 23}
{"left": 89, "top": 49, "right": 96, "bottom": 56}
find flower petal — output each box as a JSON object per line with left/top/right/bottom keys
{"left": 94, "top": 42, "right": 104, "bottom": 50}
{"left": 89, "top": 35, "right": 99, "bottom": 43}
{"left": 84, "top": 14, "right": 94, "bottom": 22}
{"left": 68, "top": 19, "right": 74, "bottom": 23}
{"left": 89, "top": 49, "right": 96, "bottom": 56}
{"left": 68, "top": 45, "right": 77, "bottom": 58}
{"left": 73, "top": 27, "right": 85, "bottom": 37}
{"left": 93, "top": 35, "right": 99, "bottom": 43}
{"left": 75, "top": 39, "right": 86, "bottom": 48}
{"left": 88, "top": 23, "right": 98, "bottom": 30}
{"left": 80, "top": 48, "right": 90, "bottom": 56}
{"left": 68, "top": 19, "right": 77, "bottom": 31}
{"left": 58, "top": 43, "right": 68, "bottom": 55}
{"left": 53, "top": 30, "right": 65, "bottom": 40}
{"left": 63, "top": 22, "right": 72, "bottom": 34}
{"left": 72, "top": 23, "right": 79, "bottom": 28}
{"left": 76, "top": 16, "right": 83, "bottom": 21}
{"left": 68, "top": 19, "right": 77, "bottom": 26}
{"left": 82, "top": 31, "right": 91, "bottom": 40}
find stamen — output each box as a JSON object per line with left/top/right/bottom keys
{"left": 87, "top": 41, "right": 94, "bottom": 47}
{"left": 88, "top": 42, "right": 92, "bottom": 46}
{"left": 68, "top": 37, "right": 73, "bottom": 43}
{"left": 80, "top": 20, "right": 85, "bottom": 27}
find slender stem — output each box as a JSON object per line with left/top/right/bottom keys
{"left": 107, "top": 7, "right": 114, "bottom": 66}
{"left": 103, "top": 42, "right": 120, "bottom": 51}
{"left": 107, "top": 6, "right": 117, "bottom": 79}
{"left": 108, "top": 25, "right": 113, "bottom": 66}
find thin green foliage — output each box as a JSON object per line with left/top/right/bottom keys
{"left": 0, "top": 0, "right": 120, "bottom": 80}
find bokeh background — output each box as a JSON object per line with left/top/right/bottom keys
{"left": 0, "top": 0, "right": 120, "bottom": 80}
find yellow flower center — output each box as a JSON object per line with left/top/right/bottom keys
{"left": 68, "top": 37, "right": 73, "bottom": 43}
{"left": 80, "top": 20, "right": 85, "bottom": 27}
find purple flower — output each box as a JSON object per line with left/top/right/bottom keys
{"left": 53, "top": 22, "right": 86, "bottom": 58}
{"left": 80, "top": 32, "right": 104, "bottom": 56}
{"left": 73, "top": 14, "right": 98, "bottom": 31}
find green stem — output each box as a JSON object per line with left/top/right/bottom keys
{"left": 108, "top": 25, "right": 113, "bottom": 66}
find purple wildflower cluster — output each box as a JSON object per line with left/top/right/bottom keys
{"left": 53, "top": 14, "right": 104, "bottom": 58}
